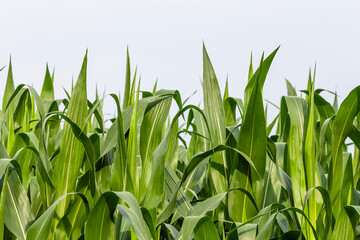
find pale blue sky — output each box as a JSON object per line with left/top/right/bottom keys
{"left": 1, "top": 0, "right": 360, "bottom": 118}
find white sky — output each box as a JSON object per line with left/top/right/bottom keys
{"left": 1, "top": 0, "right": 360, "bottom": 119}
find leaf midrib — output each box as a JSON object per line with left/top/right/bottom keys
{"left": 7, "top": 181, "right": 26, "bottom": 240}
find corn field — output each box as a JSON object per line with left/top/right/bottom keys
{"left": 0, "top": 45, "right": 359, "bottom": 239}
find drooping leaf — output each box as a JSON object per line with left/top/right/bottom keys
{"left": 26, "top": 193, "right": 88, "bottom": 240}
{"left": 181, "top": 216, "right": 220, "bottom": 240}
{"left": 85, "top": 191, "right": 151, "bottom": 240}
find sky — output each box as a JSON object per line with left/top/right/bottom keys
{"left": 1, "top": 0, "right": 360, "bottom": 120}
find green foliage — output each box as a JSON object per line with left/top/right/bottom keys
{"left": 1, "top": 45, "right": 360, "bottom": 239}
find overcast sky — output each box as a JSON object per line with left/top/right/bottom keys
{"left": 1, "top": 0, "right": 360, "bottom": 118}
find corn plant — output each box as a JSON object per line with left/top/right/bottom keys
{"left": 1, "top": 44, "right": 360, "bottom": 240}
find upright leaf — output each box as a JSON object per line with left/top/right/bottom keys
{"left": 127, "top": 80, "right": 140, "bottom": 196}
{"left": 285, "top": 79, "right": 297, "bottom": 96}
{"left": 110, "top": 93, "right": 128, "bottom": 192}
{"left": 40, "top": 64, "right": 54, "bottom": 102}
{"left": 138, "top": 95, "right": 172, "bottom": 202}
{"left": 123, "top": 47, "right": 131, "bottom": 109}
{"left": 282, "top": 96, "right": 307, "bottom": 212}
{"left": 330, "top": 86, "right": 360, "bottom": 216}
{"left": 2, "top": 58, "right": 16, "bottom": 151}
{"left": 52, "top": 51, "right": 88, "bottom": 217}
{"left": 229, "top": 55, "right": 268, "bottom": 222}
{"left": 243, "top": 47, "right": 279, "bottom": 112}
{"left": 303, "top": 72, "right": 321, "bottom": 240}
{"left": 0, "top": 167, "right": 9, "bottom": 240}
{"left": 4, "top": 171, "right": 34, "bottom": 240}
{"left": 202, "top": 43, "right": 227, "bottom": 194}
{"left": 2, "top": 57, "right": 15, "bottom": 112}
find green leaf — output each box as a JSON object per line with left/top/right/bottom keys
{"left": 229, "top": 56, "right": 267, "bottom": 222}
{"left": 314, "top": 92, "right": 335, "bottom": 121}
{"left": 243, "top": 47, "right": 279, "bottom": 112}
{"left": 2, "top": 57, "right": 15, "bottom": 112}
{"left": 4, "top": 171, "right": 34, "bottom": 240}
{"left": 303, "top": 186, "right": 332, "bottom": 240}
{"left": 26, "top": 193, "right": 88, "bottom": 240}
{"left": 202, "top": 43, "right": 227, "bottom": 194}
{"left": 157, "top": 144, "right": 260, "bottom": 225}
{"left": 193, "top": 216, "right": 220, "bottom": 240}
{"left": 254, "top": 213, "right": 277, "bottom": 240}
{"left": 128, "top": 66, "right": 137, "bottom": 107}
{"left": 330, "top": 86, "right": 360, "bottom": 213}
{"left": 223, "top": 97, "right": 237, "bottom": 127}
{"left": 56, "top": 172, "right": 91, "bottom": 239}
{"left": 100, "top": 93, "right": 178, "bottom": 159}
{"left": 140, "top": 207, "right": 156, "bottom": 240}
{"left": 123, "top": 47, "right": 131, "bottom": 109}
{"left": 139, "top": 94, "right": 172, "bottom": 202}
{"left": 188, "top": 188, "right": 257, "bottom": 217}
{"left": 229, "top": 223, "right": 257, "bottom": 240}
{"left": 248, "top": 53, "right": 253, "bottom": 81}
{"left": 181, "top": 216, "right": 220, "bottom": 240}
{"left": 341, "top": 153, "right": 353, "bottom": 208}
{"left": 1, "top": 58, "right": 16, "bottom": 152}
{"left": 331, "top": 208, "right": 353, "bottom": 240}
{"left": 52, "top": 51, "right": 88, "bottom": 217}
{"left": 127, "top": 80, "right": 140, "bottom": 196}
{"left": 282, "top": 96, "right": 307, "bottom": 211}
{"left": 85, "top": 191, "right": 151, "bottom": 240}
{"left": 164, "top": 161, "right": 191, "bottom": 220}
{"left": 285, "top": 79, "right": 297, "bottom": 96}
{"left": 40, "top": 64, "right": 54, "bottom": 108}
{"left": 144, "top": 105, "right": 203, "bottom": 210}
{"left": 0, "top": 166, "right": 9, "bottom": 240}
{"left": 303, "top": 73, "right": 321, "bottom": 240}
{"left": 109, "top": 93, "right": 128, "bottom": 192}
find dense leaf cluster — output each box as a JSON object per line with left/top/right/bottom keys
{"left": 0, "top": 45, "right": 359, "bottom": 239}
